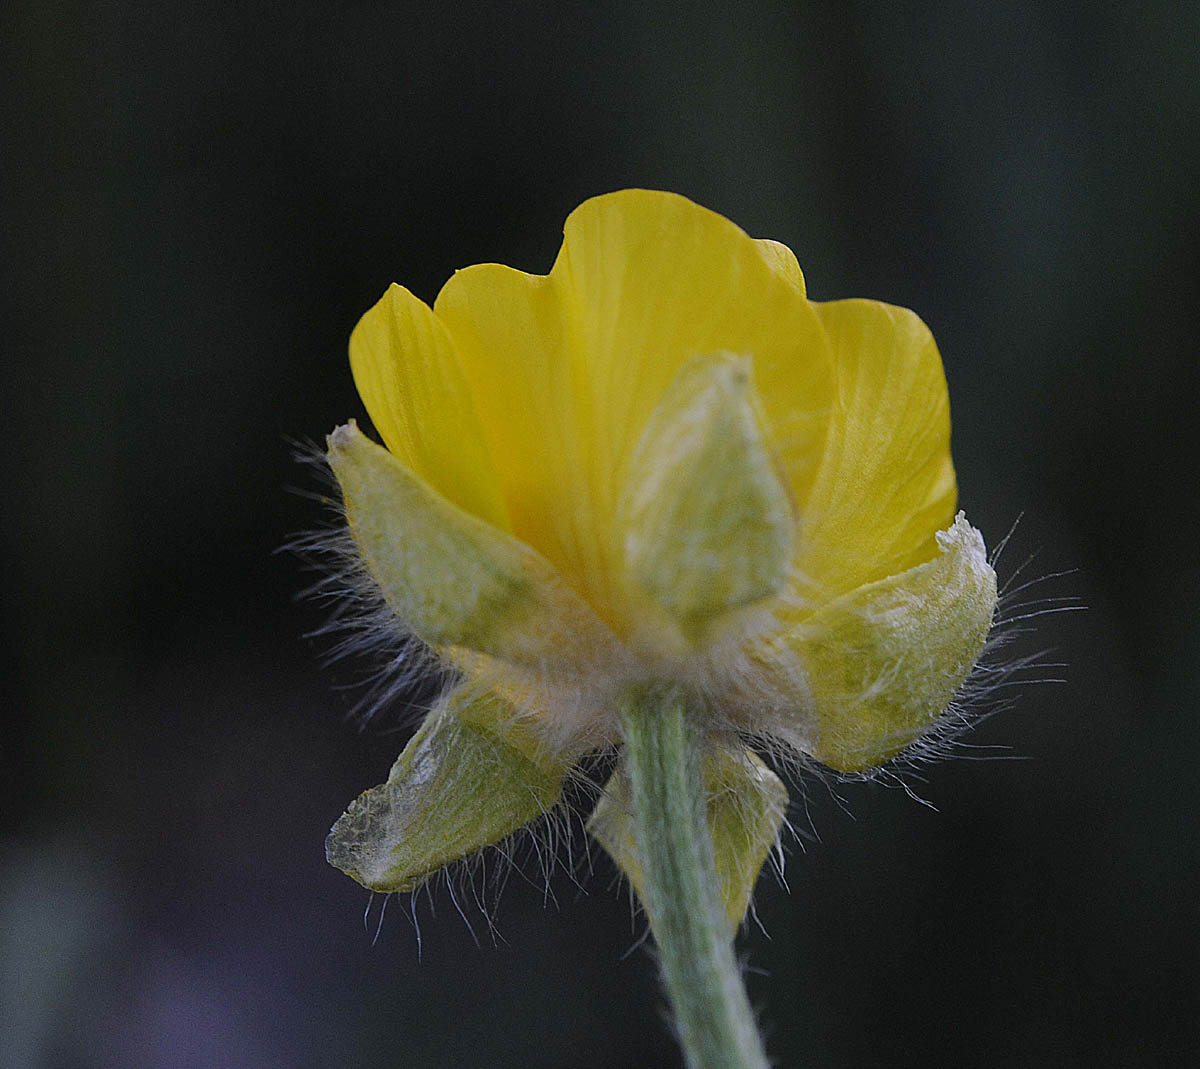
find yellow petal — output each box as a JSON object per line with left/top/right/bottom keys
{"left": 793, "top": 513, "right": 997, "bottom": 773}
{"left": 326, "top": 687, "right": 564, "bottom": 892}
{"left": 435, "top": 190, "right": 834, "bottom": 634}
{"left": 559, "top": 191, "right": 833, "bottom": 525}
{"left": 432, "top": 263, "right": 608, "bottom": 613}
{"left": 619, "top": 353, "right": 794, "bottom": 638}
{"left": 795, "top": 298, "right": 958, "bottom": 602}
{"left": 327, "top": 421, "right": 616, "bottom": 671}
{"left": 588, "top": 743, "right": 788, "bottom": 931}
{"left": 754, "top": 238, "right": 807, "bottom": 294}
{"left": 348, "top": 283, "right": 510, "bottom": 530}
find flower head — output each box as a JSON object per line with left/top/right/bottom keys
{"left": 324, "top": 190, "right": 996, "bottom": 922}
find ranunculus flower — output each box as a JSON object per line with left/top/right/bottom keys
{"left": 324, "top": 190, "right": 996, "bottom": 924}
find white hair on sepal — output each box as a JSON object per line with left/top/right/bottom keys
{"left": 896, "top": 517, "right": 1081, "bottom": 772}
{"left": 715, "top": 515, "right": 1077, "bottom": 876}
{"left": 285, "top": 439, "right": 447, "bottom": 729}
{"left": 449, "top": 647, "right": 626, "bottom": 758}
{"left": 737, "top": 796, "right": 796, "bottom": 944}
{"left": 287, "top": 445, "right": 622, "bottom": 940}
{"left": 798, "top": 515, "right": 1079, "bottom": 802}
{"left": 355, "top": 790, "right": 601, "bottom": 945}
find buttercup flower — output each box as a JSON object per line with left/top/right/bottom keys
{"left": 324, "top": 190, "right": 997, "bottom": 927}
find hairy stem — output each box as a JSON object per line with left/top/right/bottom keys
{"left": 619, "top": 686, "right": 769, "bottom": 1069}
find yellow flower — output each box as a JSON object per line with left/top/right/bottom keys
{"left": 324, "top": 190, "right": 997, "bottom": 924}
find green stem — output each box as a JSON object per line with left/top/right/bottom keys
{"left": 619, "top": 686, "right": 769, "bottom": 1069}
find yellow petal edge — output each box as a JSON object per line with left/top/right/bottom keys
{"left": 348, "top": 283, "right": 510, "bottom": 531}
{"left": 794, "top": 297, "right": 957, "bottom": 602}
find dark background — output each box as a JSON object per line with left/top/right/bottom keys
{"left": 5, "top": 2, "right": 1197, "bottom": 1066}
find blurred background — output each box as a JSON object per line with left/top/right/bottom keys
{"left": 4, "top": 1, "right": 1197, "bottom": 1065}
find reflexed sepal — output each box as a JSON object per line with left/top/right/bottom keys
{"left": 798, "top": 513, "right": 997, "bottom": 773}
{"left": 328, "top": 421, "right": 615, "bottom": 666}
{"left": 588, "top": 742, "right": 788, "bottom": 930}
{"left": 618, "top": 354, "right": 795, "bottom": 637}
{"left": 325, "top": 688, "right": 564, "bottom": 892}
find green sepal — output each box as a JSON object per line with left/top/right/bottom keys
{"left": 799, "top": 512, "right": 997, "bottom": 772}
{"left": 588, "top": 741, "right": 788, "bottom": 930}
{"left": 326, "top": 687, "right": 564, "bottom": 892}
{"left": 328, "top": 420, "right": 613, "bottom": 666}
{"left": 618, "top": 354, "right": 794, "bottom": 638}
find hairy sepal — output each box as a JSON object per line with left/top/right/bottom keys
{"left": 588, "top": 739, "right": 787, "bottom": 930}
{"left": 325, "top": 687, "right": 565, "bottom": 893}
{"left": 792, "top": 512, "right": 997, "bottom": 772}
{"left": 618, "top": 354, "right": 794, "bottom": 643}
{"left": 328, "top": 421, "right": 617, "bottom": 671}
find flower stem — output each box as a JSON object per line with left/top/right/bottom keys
{"left": 619, "top": 687, "right": 769, "bottom": 1069}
